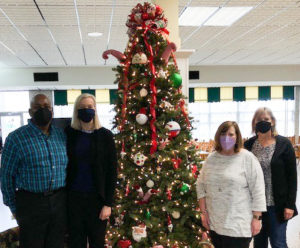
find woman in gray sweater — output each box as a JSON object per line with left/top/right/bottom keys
{"left": 196, "top": 121, "right": 266, "bottom": 248}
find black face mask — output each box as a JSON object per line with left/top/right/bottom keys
{"left": 78, "top": 108, "right": 95, "bottom": 123}
{"left": 256, "top": 121, "right": 272, "bottom": 134}
{"left": 33, "top": 107, "right": 52, "bottom": 127}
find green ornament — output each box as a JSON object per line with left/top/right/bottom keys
{"left": 180, "top": 183, "right": 190, "bottom": 194}
{"left": 170, "top": 73, "right": 182, "bottom": 88}
{"left": 133, "top": 133, "right": 138, "bottom": 142}
{"left": 146, "top": 209, "right": 151, "bottom": 219}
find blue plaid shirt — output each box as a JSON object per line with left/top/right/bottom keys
{"left": 0, "top": 120, "right": 68, "bottom": 214}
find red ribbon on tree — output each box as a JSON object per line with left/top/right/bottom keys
{"left": 178, "top": 99, "right": 191, "bottom": 128}
{"left": 142, "top": 24, "right": 158, "bottom": 154}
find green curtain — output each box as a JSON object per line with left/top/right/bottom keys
{"left": 189, "top": 88, "right": 194, "bottom": 103}
{"left": 259, "top": 86, "right": 271, "bottom": 101}
{"left": 233, "top": 87, "right": 245, "bottom": 102}
{"left": 54, "top": 90, "right": 67, "bottom": 106}
{"left": 208, "top": 87, "right": 220, "bottom": 102}
{"left": 110, "top": 89, "right": 118, "bottom": 104}
{"left": 81, "top": 89, "right": 95, "bottom": 96}
{"left": 283, "top": 86, "right": 294, "bottom": 100}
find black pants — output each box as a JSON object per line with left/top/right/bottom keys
{"left": 67, "top": 191, "right": 108, "bottom": 248}
{"left": 15, "top": 189, "right": 67, "bottom": 248}
{"left": 210, "top": 230, "right": 252, "bottom": 248}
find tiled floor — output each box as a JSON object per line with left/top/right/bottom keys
{"left": 0, "top": 167, "right": 300, "bottom": 247}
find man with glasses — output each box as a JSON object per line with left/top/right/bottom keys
{"left": 0, "top": 94, "right": 68, "bottom": 248}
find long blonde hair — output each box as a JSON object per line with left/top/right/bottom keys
{"left": 71, "top": 93, "right": 101, "bottom": 130}
{"left": 251, "top": 107, "right": 277, "bottom": 136}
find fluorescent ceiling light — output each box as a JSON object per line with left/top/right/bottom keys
{"left": 205, "top": 7, "right": 253, "bottom": 26}
{"left": 179, "top": 7, "right": 218, "bottom": 26}
{"left": 179, "top": 7, "right": 253, "bottom": 27}
{"left": 88, "top": 32, "right": 103, "bottom": 37}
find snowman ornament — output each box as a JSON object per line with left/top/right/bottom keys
{"left": 133, "top": 152, "right": 147, "bottom": 166}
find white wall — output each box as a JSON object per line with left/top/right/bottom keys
{"left": 0, "top": 66, "right": 117, "bottom": 90}
{"left": 0, "top": 65, "right": 300, "bottom": 91}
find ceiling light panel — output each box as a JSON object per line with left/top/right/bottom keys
{"left": 204, "top": 7, "right": 253, "bottom": 26}
{"left": 179, "top": 7, "right": 218, "bottom": 26}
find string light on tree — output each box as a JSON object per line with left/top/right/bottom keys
{"left": 102, "top": 2, "right": 207, "bottom": 247}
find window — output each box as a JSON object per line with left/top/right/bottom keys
{"left": 189, "top": 100, "right": 295, "bottom": 141}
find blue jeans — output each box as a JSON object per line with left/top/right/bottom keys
{"left": 254, "top": 206, "right": 288, "bottom": 248}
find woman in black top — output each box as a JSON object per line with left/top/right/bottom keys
{"left": 244, "top": 107, "right": 297, "bottom": 248}
{"left": 65, "top": 93, "right": 117, "bottom": 248}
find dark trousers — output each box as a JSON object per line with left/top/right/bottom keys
{"left": 254, "top": 206, "right": 288, "bottom": 248}
{"left": 68, "top": 191, "right": 108, "bottom": 248}
{"left": 210, "top": 230, "right": 252, "bottom": 248}
{"left": 15, "top": 189, "right": 67, "bottom": 248}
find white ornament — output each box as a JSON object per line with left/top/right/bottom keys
{"left": 132, "top": 224, "right": 147, "bottom": 242}
{"left": 133, "top": 152, "right": 147, "bottom": 166}
{"left": 136, "top": 113, "right": 148, "bottom": 125}
{"left": 168, "top": 223, "right": 173, "bottom": 232}
{"left": 139, "top": 88, "right": 148, "bottom": 97}
{"left": 172, "top": 211, "right": 180, "bottom": 219}
{"left": 165, "top": 121, "right": 181, "bottom": 138}
{"left": 146, "top": 179, "right": 154, "bottom": 188}
{"left": 132, "top": 53, "right": 148, "bottom": 64}
{"left": 120, "top": 151, "right": 126, "bottom": 159}
{"left": 158, "top": 69, "right": 167, "bottom": 78}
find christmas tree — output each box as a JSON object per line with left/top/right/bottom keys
{"left": 102, "top": 2, "right": 211, "bottom": 248}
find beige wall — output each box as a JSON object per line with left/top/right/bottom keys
{"left": 0, "top": 65, "right": 300, "bottom": 91}
{"left": 189, "top": 65, "right": 300, "bottom": 86}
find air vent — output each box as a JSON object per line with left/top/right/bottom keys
{"left": 34, "top": 72, "right": 58, "bottom": 82}
{"left": 189, "top": 71, "right": 199, "bottom": 80}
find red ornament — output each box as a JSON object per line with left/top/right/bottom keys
{"left": 155, "top": 5, "right": 163, "bottom": 15}
{"left": 167, "top": 215, "right": 173, "bottom": 232}
{"left": 166, "top": 189, "right": 172, "bottom": 200}
{"left": 125, "top": 183, "right": 130, "bottom": 196}
{"left": 117, "top": 240, "right": 132, "bottom": 248}
{"left": 142, "top": 12, "right": 149, "bottom": 20}
{"left": 171, "top": 157, "right": 182, "bottom": 170}
{"left": 191, "top": 164, "right": 198, "bottom": 178}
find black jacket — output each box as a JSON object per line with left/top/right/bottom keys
{"left": 65, "top": 126, "right": 118, "bottom": 206}
{"left": 244, "top": 135, "right": 298, "bottom": 221}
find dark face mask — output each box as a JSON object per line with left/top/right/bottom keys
{"left": 256, "top": 121, "right": 272, "bottom": 134}
{"left": 33, "top": 107, "right": 52, "bottom": 127}
{"left": 78, "top": 108, "right": 95, "bottom": 123}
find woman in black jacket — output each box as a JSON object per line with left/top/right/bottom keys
{"left": 65, "top": 93, "right": 117, "bottom": 248}
{"left": 244, "top": 107, "right": 297, "bottom": 248}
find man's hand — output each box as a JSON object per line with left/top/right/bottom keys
{"left": 99, "top": 206, "right": 111, "bottom": 221}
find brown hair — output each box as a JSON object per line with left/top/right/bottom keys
{"left": 214, "top": 121, "right": 243, "bottom": 153}
{"left": 251, "top": 107, "right": 277, "bottom": 136}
